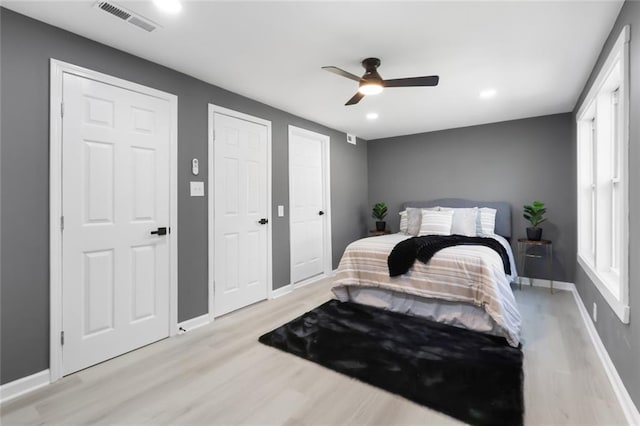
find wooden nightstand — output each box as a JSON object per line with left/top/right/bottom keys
{"left": 517, "top": 239, "right": 553, "bottom": 293}
{"left": 368, "top": 230, "right": 392, "bottom": 237}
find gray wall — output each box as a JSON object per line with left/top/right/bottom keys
{"left": 572, "top": 0, "right": 640, "bottom": 408}
{"left": 367, "top": 113, "right": 575, "bottom": 283}
{"left": 0, "top": 8, "right": 368, "bottom": 384}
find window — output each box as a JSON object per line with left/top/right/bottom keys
{"left": 576, "top": 26, "right": 629, "bottom": 323}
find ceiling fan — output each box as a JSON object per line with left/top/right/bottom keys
{"left": 322, "top": 57, "right": 439, "bottom": 106}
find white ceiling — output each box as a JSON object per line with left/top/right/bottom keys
{"left": 3, "top": 0, "right": 624, "bottom": 140}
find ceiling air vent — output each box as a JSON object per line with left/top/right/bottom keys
{"left": 94, "top": 1, "right": 161, "bottom": 32}
{"left": 97, "top": 2, "right": 130, "bottom": 20}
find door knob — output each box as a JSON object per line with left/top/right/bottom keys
{"left": 319, "top": 211, "right": 325, "bottom": 216}
{"left": 258, "top": 218, "right": 268, "bottom": 225}
{"left": 150, "top": 227, "right": 168, "bottom": 236}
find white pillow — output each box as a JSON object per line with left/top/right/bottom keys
{"left": 405, "top": 207, "right": 439, "bottom": 236}
{"left": 440, "top": 207, "right": 478, "bottom": 237}
{"left": 399, "top": 210, "right": 408, "bottom": 234}
{"left": 476, "top": 207, "right": 497, "bottom": 235}
{"left": 418, "top": 209, "right": 454, "bottom": 236}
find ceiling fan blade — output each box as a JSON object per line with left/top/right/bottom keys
{"left": 322, "top": 66, "right": 361, "bottom": 82}
{"left": 383, "top": 75, "right": 439, "bottom": 88}
{"left": 345, "top": 92, "right": 365, "bottom": 106}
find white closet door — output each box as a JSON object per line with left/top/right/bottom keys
{"left": 62, "top": 73, "right": 171, "bottom": 375}
{"left": 289, "top": 127, "right": 328, "bottom": 283}
{"left": 213, "top": 112, "right": 269, "bottom": 316}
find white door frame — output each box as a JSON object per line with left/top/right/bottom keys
{"left": 49, "top": 59, "right": 179, "bottom": 382}
{"left": 207, "top": 104, "right": 273, "bottom": 321}
{"left": 288, "top": 125, "right": 332, "bottom": 287}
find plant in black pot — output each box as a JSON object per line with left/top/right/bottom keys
{"left": 372, "top": 202, "right": 388, "bottom": 232}
{"left": 523, "top": 200, "right": 547, "bottom": 241}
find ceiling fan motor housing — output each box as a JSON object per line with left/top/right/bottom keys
{"left": 360, "top": 57, "right": 383, "bottom": 86}
{"left": 362, "top": 57, "right": 381, "bottom": 70}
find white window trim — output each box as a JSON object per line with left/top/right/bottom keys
{"left": 576, "top": 25, "right": 630, "bottom": 324}
{"left": 577, "top": 256, "right": 629, "bottom": 322}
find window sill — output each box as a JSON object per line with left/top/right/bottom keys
{"left": 578, "top": 255, "right": 629, "bottom": 323}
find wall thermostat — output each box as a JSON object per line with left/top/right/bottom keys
{"left": 192, "top": 158, "right": 199, "bottom": 176}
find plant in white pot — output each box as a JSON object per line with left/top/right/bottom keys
{"left": 372, "top": 202, "right": 388, "bottom": 231}
{"left": 523, "top": 200, "right": 547, "bottom": 241}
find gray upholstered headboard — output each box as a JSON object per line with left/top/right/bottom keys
{"left": 402, "top": 198, "right": 512, "bottom": 238}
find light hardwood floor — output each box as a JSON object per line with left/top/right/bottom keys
{"left": 1, "top": 278, "right": 628, "bottom": 425}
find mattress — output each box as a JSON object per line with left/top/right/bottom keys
{"left": 332, "top": 233, "right": 521, "bottom": 346}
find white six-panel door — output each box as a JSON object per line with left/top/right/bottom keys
{"left": 61, "top": 73, "right": 171, "bottom": 375}
{"left": 212, "top": 111, "right": 270, "bottom": 317}
{"left": 289, "top": 126, "right": 331, "bottom": 284}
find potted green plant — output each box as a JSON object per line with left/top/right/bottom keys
{"left": 523, "top": 200, "right": 547, "bottom": 241}
{"left": 372, "top": 202, "right": 388, "bottom": 231}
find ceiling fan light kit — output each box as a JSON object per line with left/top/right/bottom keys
{"left": 359, "top": 83, "right": 383, "bottom": 96}
{"left": 323, "top": 57, "right": 439, "bottom": 106}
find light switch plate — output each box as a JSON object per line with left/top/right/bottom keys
{"left": 278, "top": 205, "right": 284, "bottom": 217}
{"left": 190, "top": 181, "right": 205, "bottom": 197}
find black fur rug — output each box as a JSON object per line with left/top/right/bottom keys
{"left": 259, "top": 299, "right": 524, "bottom": 426}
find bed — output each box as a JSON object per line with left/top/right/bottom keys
{"left": 332, "top": 199, "right": 522, "bottom": 346}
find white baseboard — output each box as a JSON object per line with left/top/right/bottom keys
{"left": 518, "top": 277, "right": 639, "bottom": 423}
{"left": 516, "top": 277, "right": 574, "bottom": 291}
{"left": 292, "top": 272, "right": 331, "bottom": 289}
{"left": 177, "top": 313, "right": 210, "bottom": 334}
{"left": 0, "top": 369, "right": 50, "bottom": 403}
{"left": 270, "top": 284, "right": 293, "bottom": 299}
{"left": 2, "top": 277, "right": 638, "bottom": 424}
{"left": 569, "top": 284, "right": 640, "bottom": 425}
{"left": 272, "top": 271, "right": 335, "bottom": 299}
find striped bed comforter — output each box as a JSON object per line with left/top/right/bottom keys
{"left": 332, "top": 233, "right": 522, "bottom": 346}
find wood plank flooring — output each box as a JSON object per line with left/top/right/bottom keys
{"left": 1, "top": 278, "right": 628, "bottom": 425}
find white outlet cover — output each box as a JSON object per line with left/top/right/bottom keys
{"left": 278, "top": 205, "right": 284, "bottom": 217}
{"left": 190, "top": 181, "right": 205, "bottom": 197}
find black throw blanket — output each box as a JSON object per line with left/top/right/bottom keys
{"left": 388, "top": 235, "right": 511, "bottom": 277}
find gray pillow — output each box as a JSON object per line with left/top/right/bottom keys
{"left": 406, "top": 207, "right": 438, "bottom": 236}
{"left": 399, "top": 211, "right": 408, "bottom": 234}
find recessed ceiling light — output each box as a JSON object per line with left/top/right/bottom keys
{"left": 366, "top": 112, "right": 379, "bottom": 120}
{"left": 153, "top": 0, "right": 182, "bottom": 13}
{"left": 480, "top": 88, "right": 497, "bottom": 99}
